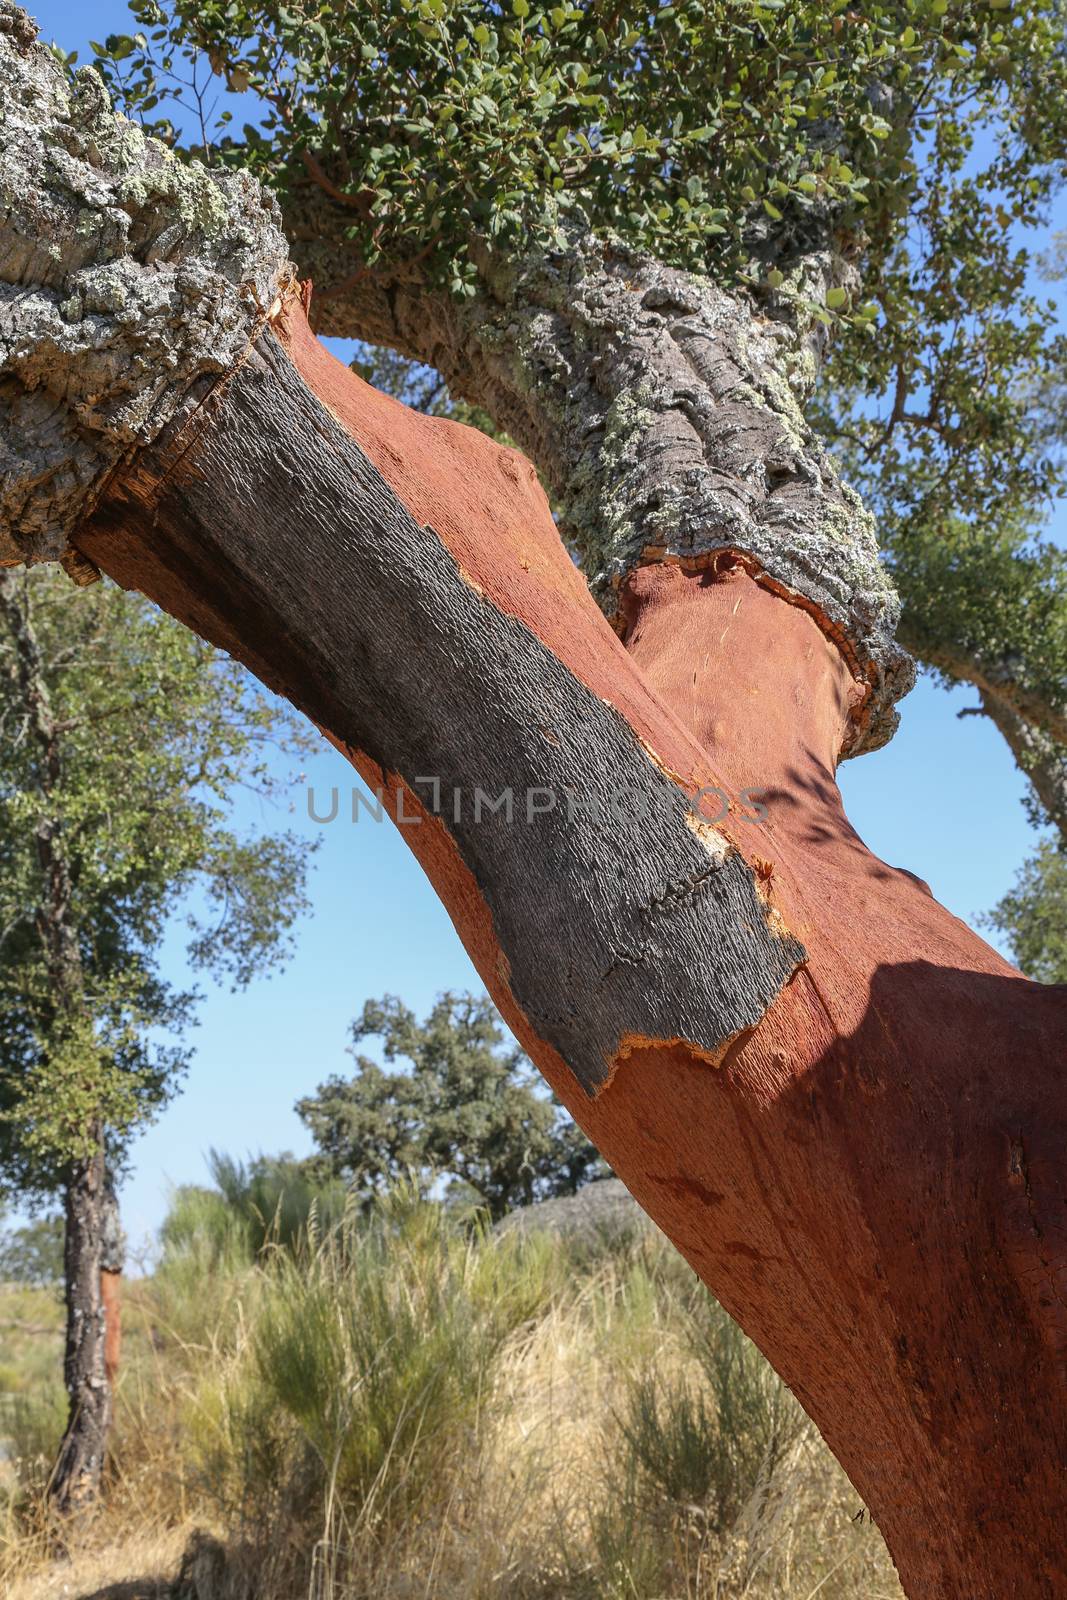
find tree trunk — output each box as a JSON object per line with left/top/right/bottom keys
{"left": 0, "top": 571, "right": 116, "bottom": 1510}
{"left": 71, "top": 303, "right": 1067, "bottom": 1599}
{"left": 2, "top": 15, "right": 1067, "bottom": 1592}
{"left": 51, "top": 1132, "right": 111, "bottom": 1513}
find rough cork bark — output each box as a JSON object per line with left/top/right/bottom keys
{"left": 2, "top": 10, "right": 1067, "bottom": 1596}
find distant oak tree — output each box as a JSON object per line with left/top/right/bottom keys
{"left": 297, "top": 993, "right": 605, "bottom": 1220}
{"left": 0, "top": 566, "right": 314, "bottom": 1509}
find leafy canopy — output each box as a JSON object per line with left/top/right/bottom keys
{"left": 985, "top": 838, "right": 1067, "bottom": 984}
{"left": 297, "top": 992, "right": 604, "bottom": 1219}
{"left": 102, "top": 1, "right": 1065, "bottom": 308}
{"left": 0, "top": 570, "right": 315, "bottom": 1201}
{"left": 92, "top": 2, "right": 1067, "bottom": 718}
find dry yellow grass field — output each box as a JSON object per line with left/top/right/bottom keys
{"left": 1, "top": 1189, "right": 903, "bottom": 1600}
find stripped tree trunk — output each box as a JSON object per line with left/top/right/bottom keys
{"left": 100, "top": 1170, "right": 125, "bottom": 1390}
{"left": 1, "top": 10, "right": 1065, "bottom": 1592}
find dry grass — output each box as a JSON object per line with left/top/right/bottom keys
{"left": 0, "top": 1193, "right": 903, "bottom": 1600}
{"left": 4, "top": 1522, "right": 194, "bottom": 1600}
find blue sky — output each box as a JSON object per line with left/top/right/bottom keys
{"left": 16, "top": 1, "right": 1067, "bottom": 1251}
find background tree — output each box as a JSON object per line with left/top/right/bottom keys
{"left": 297, "top": 993, "right": 605, "bottom": 1220}
{"left": 0, "top": 566, "right": 314, "bottom": 1510}
{"left": 0, "top": 1209, "right": 64, "bottom": 1288}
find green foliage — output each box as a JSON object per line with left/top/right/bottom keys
{"left": 891, "top": 516, "right": 1067, "bottom": 726}
{"left": 162, "top": 1150, "right": 350, "bottom": 1262}
{"left": 0, "top": 1215, "right": 64, "bottom": 1287}
{"left": 190, "top": 1185, "right": 561, "bottom": 1541}
{"left": 816, "top": 192, "right": 1066, "bottom": 562}
{"left": 101, "top": 0, "right": 1066, "bottom": 313}
{"left": 297, "top": 992, "right": 605, "bottom": 1220}
{"left": 0, "top": 570, "right": 315, "bottom": 1201}
{"left": 985, "top": 839, "right": 1067, "bottom": 983}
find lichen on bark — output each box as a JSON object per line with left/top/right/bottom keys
{"left": 463, "top": 236, "right": 912, "bottom": 755}
{"left": 301, "top": 219, "right": 913, "bottom": 755}
{"left": 0, "top": 3, "right": 291, "bottom": 566}
{"left": 0, "top": 1, "right": 910, "bottom": 755}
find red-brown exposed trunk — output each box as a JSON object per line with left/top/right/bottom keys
{"left": 101, "top": 1270, "right": 121, "bottom": 1390}
{"left": 613, "top": 561, "right": 1067, "bottom": 1595}
{"left": 67, "top": 300, "right": 1067, "bottom": 1598}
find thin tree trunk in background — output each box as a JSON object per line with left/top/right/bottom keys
{"left": 0, "top": 571, "right": 113, "bottom": 1510}
{"left": 52, "top": 1133, "right": 111, "bottom": 1513}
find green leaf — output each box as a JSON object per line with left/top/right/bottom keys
{"left": 104, "top": 32, "right": 135, "bottom": 61}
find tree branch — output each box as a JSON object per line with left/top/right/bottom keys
{"left": 897, "top": 621, "right": 1067, "bottom": 754}
{"left": 975, "top": 691, "right": 1067, "bottom": 842}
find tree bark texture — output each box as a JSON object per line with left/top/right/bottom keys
{"left": 52, "top": 1133, "right": 111, "bottom": 1513}
{"left": 2, "top": 11, "right": 1067, "bottom": 1594}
